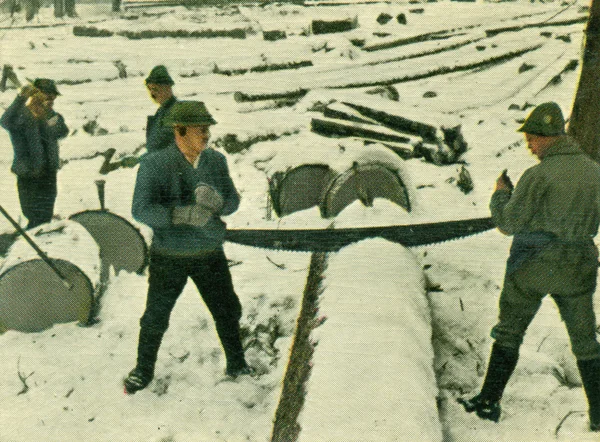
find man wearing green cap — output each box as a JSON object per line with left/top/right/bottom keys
{"left": 458, "top": 102, "right": 600, "bottom": 431}
{"left": 144, "top": 65, "right": 177, "bottom": 153}
{"left": 125, "top": 100, "right": 252, "bottom": 394}
{"left": 0, "top": 79, "right": 68, "bottom": 229}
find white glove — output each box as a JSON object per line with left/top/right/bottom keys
{"left": 172, "top": 204, "right": 213, "bottom": 227}
{"left": 47, "top": 115, "right": 59, "bottom": 127}
{"left": 195, "top": 184, "right": 224, "bottom": 214}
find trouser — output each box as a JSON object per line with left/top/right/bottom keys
{"left": 17, "top": 173, "right": 57, "bottom": 230}
{"left": 135, "top": 249, "right": 245, "bottom": 375}
{"left": 492, "top": 249, "right": 600, "bottom": 361}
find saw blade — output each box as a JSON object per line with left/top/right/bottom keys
{"left": 225, "top": 217, "right": 495, "bottom": 252}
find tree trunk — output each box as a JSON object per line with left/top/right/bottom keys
{"left": 569, "top": 2, "right": 600, "bottom": 161}
{"left": 54, "top": 0, "right": 64, "bottom": 18}
{"left": 112, "top": 0, "right": 121, "bottom": 13}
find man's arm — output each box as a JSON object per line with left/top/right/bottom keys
{"left": 132, "top": 159, "right": 173, "bottom": 229}
{"left": 0, "top": 94, "right": 27, "bottom": 131}
{"left": 218, "top": 156, "right": 240, "bottom": 216}
{"left": 489, "top": 168, "right": 545, "bottom": 235}
{"left": 46, "top": 112, "right": 69, "bottom": 140}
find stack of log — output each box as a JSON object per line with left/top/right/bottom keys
{"left": 310, "top": 101, "right": 468, "bottom": 165}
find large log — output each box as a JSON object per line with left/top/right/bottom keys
{"left": 311, "top": 117, "right": 421, "bottom": 145}
{"left": 0, "top": 221, "right": 99, "bottom": 333}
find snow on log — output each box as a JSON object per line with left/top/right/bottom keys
{"left": 298, "top": 239, "right": 442, "bottom": 441}
{"left": 321, "top": 162, "right": 411, "bottom": 217}
{"left": 269, "top": 165, "right": 337, "bottom": 218}
{"left": 0, "top": 221, "right": 100, "bottom": 333}
{"left": 69, "top": 210, "right": 148, "bottom": 275}
{"left": 311, "top": 117, "right": 422, "bottom": 146}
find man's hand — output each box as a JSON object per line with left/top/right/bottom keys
{"left": 47, "top": 115, "right": 59, "bottom": 127}
{"left": 19, "top": 84, "right": 37, "bottom": 98}
{"left": 495, "top": 169, "right": 514, "bottom": 192}
{"left": 195, "top": 184, "right": 224, "bottom": 214}
{"left": 172, "top": 205, "right": 212, "bottom": 227}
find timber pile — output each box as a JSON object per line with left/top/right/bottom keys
{"left": 311, "top": 101, "right": 468, "bottom": 165}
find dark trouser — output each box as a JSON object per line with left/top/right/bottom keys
{"left": 135, "top": 249, "right": 245, "bottom": 376}
{"left": 492, "top": 249, "right": 600, "bottom": 361}
{"left": 17, "top": 173, "right": 57, "bottom": 230}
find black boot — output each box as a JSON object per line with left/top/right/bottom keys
{"left": 215, "top": 319, "right": 253, "bottom": 378}
{"left": 458, "top": 343, "right": 520, "bottom": 423}
{"left": 124, "top": 330, "right": 163, "bottom": 394}
{"left": 577, "top": 358, "right": 600, "bottom": 432}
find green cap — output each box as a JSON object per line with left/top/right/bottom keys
{"left": 517, "top": 102, "right": 565, "bottom": 136}
{"left": 145, "top": 65, "right": 174, "bottom": 86}
{"left": 163, "top": 101, "right": 217, "bottom": 127}
{"left": 29, "top": 78, "right": 60, "bottom": 96}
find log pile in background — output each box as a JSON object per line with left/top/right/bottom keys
{"left": 311, "top": 17, "right": 358, "bottom": 35}
{"left": 311, "top": 101, "right": 468, "bottom": 165}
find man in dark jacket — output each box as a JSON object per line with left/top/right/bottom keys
{"left": 124, "top": 100, "right": 252, "bottom": 394}
{"left": 0, "top": 79, "right": 68, "bottom": 229}
{"left": 459, "top": 102, "right": 600, "bottom": 432}
{"left": 144, "top": 65, "right": 177, "bottom": 153}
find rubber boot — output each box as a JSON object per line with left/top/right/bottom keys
{"left": 458, "top": 343, "right": 520, "bottom": 423}
{"left": 577, "top": 358, "right": 600, "bottom": 432}
{"left": 124, "top": 329, "right": 163, "bottom": 394}
{"left": 215, "top": 319, "right": 252, "bottom": 377}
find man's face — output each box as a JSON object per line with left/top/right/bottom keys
{"left": 41, "top": 93, "right": 56, "bottom": 111}
{"left": 174, "top": 125, "right": 211, "bottom": 155}
{"left": 146, "top": 83, "right": 172, "bottom": 105}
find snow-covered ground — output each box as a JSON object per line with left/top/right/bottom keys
{"left": 0, "top": 0, "right": 598, "bottom": 440}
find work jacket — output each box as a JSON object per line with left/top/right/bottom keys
{"left": 0, "top": 95, "right": 68, "bottom": 177}
{"left": 132, "top": 143, "right": 240, "bottom": 255}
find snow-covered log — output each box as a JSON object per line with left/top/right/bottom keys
{"left": 311, "top": 117, "right": 422, "bottom": 146}
{"left": 0, "top": 221, "right": 100, "bottom": 333}
{"left": 298, "top": 239, "right": 442, "bottom": 441}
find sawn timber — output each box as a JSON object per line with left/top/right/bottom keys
{"left": 225, "top": 217, "right": 495, "bottom": 252}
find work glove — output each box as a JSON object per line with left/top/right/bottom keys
{"left": 172, "top": 204, "right": 213, "bottom": 227}
{"left": 195, "top": 184, "right": 224, "bottom": 214}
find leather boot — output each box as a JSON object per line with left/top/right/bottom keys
{"left": 458, "top": 343, "right": 520, "bottom": 423}
{"left": 124, "top": 329, "right": 163, "bottom": 394}
{"left": 215, "top": 319, "right": 251, "bottom": 377}
{"left": 577, "top": 358, "right": 600, "bottom": 432}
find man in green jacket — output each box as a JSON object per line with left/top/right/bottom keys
{"left": 124, "top": 101, "right": 252, "bottom": 394}
{"left": 145, "top": 65, "right": 177, "bottom": 153}
{"left": 459, "top": 102, "right": 600, "bottom": 431}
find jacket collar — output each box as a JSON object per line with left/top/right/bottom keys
{"left": 541, "top": 135, "right": 583, "bottom": 159}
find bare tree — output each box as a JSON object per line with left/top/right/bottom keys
{"left": 569, "top": 2, "right": 600, "bottom": 161}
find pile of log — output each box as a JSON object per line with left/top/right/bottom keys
{"left": 311, "top": 101, "right": 468, "bottom": 165}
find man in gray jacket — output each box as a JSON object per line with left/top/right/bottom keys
{"left": 459, "top": 102, "right": 600, "bottom": 431}
{"left": 124, "top": 101, "right": 251, "bottom": 394}
{"left": 0, "top": 79, "right": 68, "bottom": 229}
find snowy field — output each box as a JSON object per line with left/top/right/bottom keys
{"left": 0, "top": 0, "right": 598, "bottom": 440}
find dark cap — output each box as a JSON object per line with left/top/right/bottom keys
{"left": 145, "top": 65, "right": 174, "bottom": 86}
{"left": 163, "top": 101, "right": 217, "bottom": 127}
{"left": 29, "top": 78, "right": 60, "bottom": 96}
{"left": 517, "top": 102, "right": 566, "bottom": 137}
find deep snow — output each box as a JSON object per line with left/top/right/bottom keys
{"left": 0, "top": 0, "right": 598, "bottom": 441}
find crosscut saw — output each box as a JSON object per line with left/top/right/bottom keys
{"left": 225, "top": 217, "right": 495, "bottom": 252}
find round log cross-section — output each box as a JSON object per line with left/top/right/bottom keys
{"left": 0, "top": 259, "right": 93, "bottom": 333}
{"left": 270, "top": 164, "right": 336, "bottom": 217}
{"left": 321, "top": 163, "right": 411, "bottom": 218}
{"left": 70, "top": 210, "right": 148, "bottom": 275}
